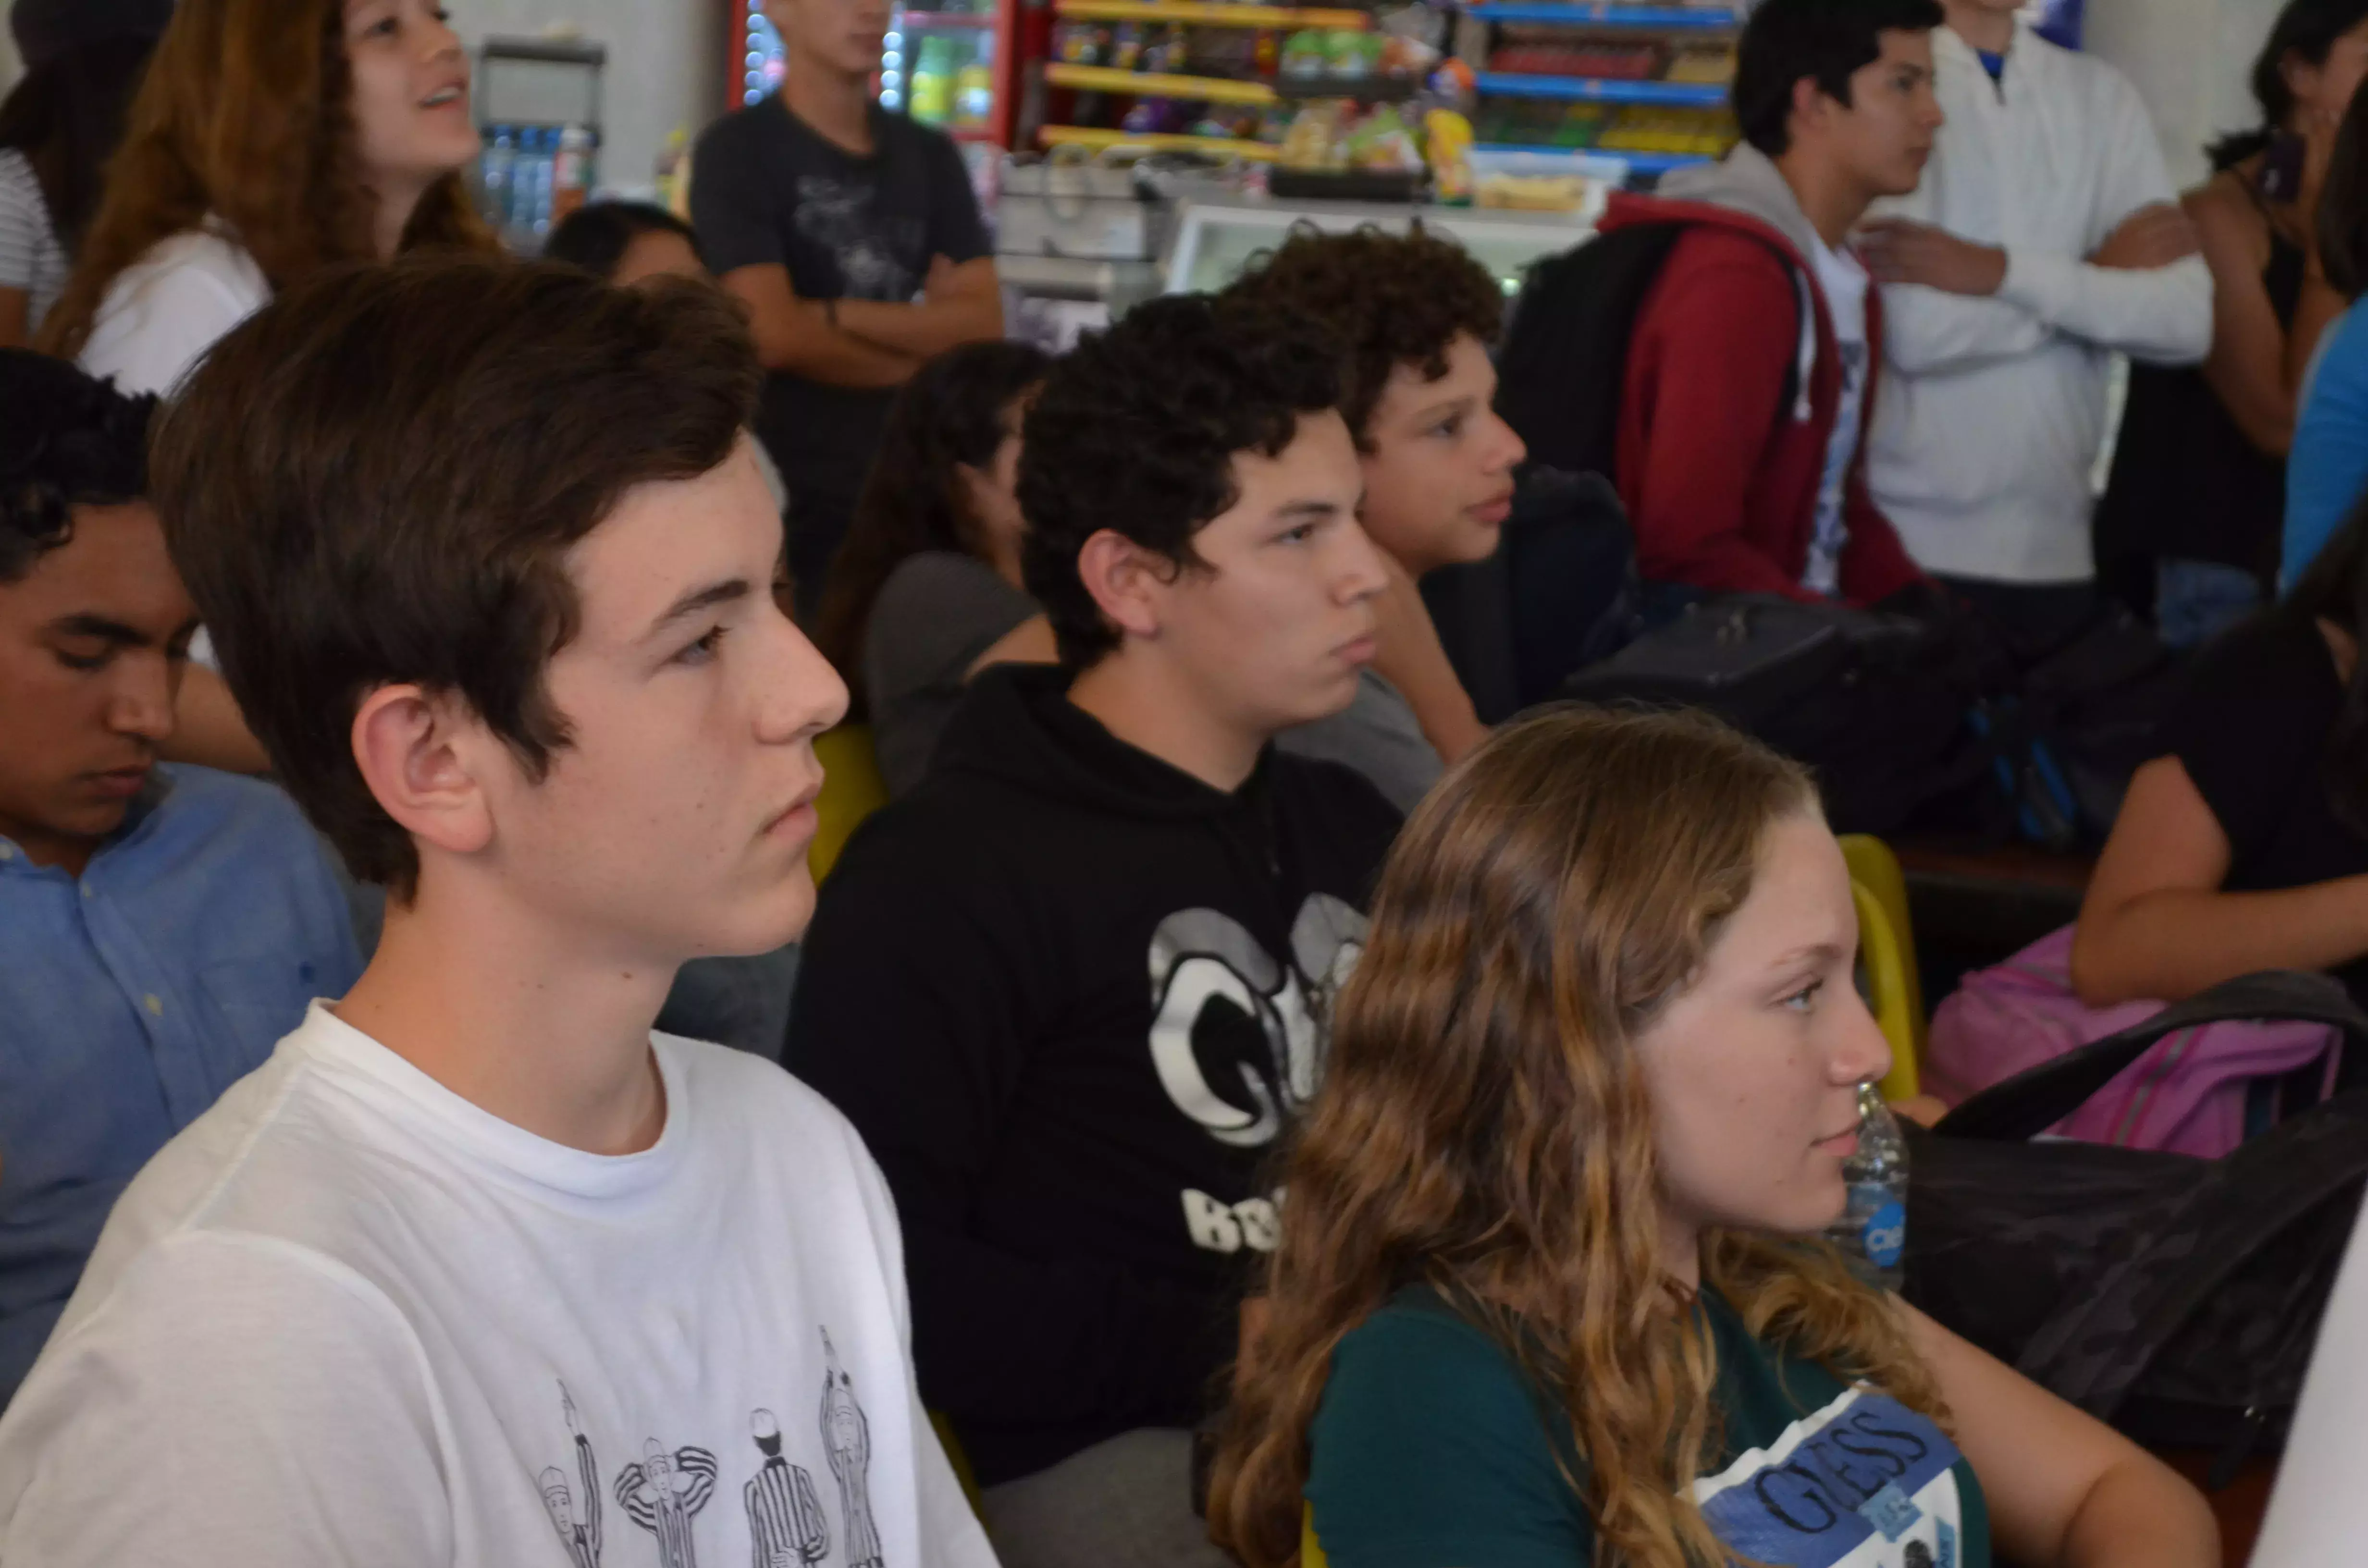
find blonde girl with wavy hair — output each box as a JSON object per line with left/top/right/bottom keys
{"left": 1208, "top": 707, "right": 2217, "bottom": 1568}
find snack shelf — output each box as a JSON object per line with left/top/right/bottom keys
{"left": 1470, "top": 72, "right": 1725, "bottom": 104}
{"left": 1052, "top": 0, "right": 1370, "bottom": 28}
{"left": 1040, "top": 124, "right": 1279, "bottom": 157}
{"left": 1044, "top": 61, "right": 1279, "bottom": 102}
{"left": 1463, "top": 3, "right": 1739, "bottom": 26}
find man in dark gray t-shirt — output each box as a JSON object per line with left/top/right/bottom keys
{"left": 694, "top": 0, "right": 1000, "bottom": 612}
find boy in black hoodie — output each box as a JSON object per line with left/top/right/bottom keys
{"left": 785, "top": 294, "right": 1402, "bottom": 1567}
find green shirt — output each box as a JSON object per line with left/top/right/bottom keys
{"left": 1307, "top": 1286, "right": 1991, "bottom": 1568}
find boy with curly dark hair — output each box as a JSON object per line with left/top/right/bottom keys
{"left": 787, "top": 294, "right": 1405, "bottom": 1567}
{"left": 1224, "top": 226, "right": 1528, "bottom": 793}
{"left": 0, "top": 348, "right": 358, "bottom": 1407}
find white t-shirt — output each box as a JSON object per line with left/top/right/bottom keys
{"left": 1802, "top": 235, "right": 1872, "bottom": 598}
{"left": 0, "top": 149, "right": 68, "bottom": 333}
{"left": 0, "top": 1003, "right": 997, "bottom": 1568}
{"left": 77, "top": 220, "right": 271, "bottom": 396}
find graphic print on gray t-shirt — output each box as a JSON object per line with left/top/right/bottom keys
{"left": 692, "top": 98, "right": 990, "bottom": 526}
{"left": 793, "top": 173, "right": 922, "bottom": 302}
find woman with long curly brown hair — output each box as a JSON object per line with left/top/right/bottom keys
{"left": 39, "top": 0, "right": 489, "bottom": 392}
{"left": 1209, "top": 707, "right": 2217, "bottom": 1568}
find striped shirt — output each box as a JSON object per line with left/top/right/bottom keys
{"left": 0, "top": 149, "right": 68, "bottom": 334}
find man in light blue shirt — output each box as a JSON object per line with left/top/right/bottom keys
{"left": 0, "top": 351, "right": 360, "bottom": 1405}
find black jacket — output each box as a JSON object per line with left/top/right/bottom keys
{"left": 785, "top": 665, "right": 1402, "bottom": 1485}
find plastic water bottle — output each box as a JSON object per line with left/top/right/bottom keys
{"left": 480, "top": 125, "right": 516, "bottom": 231}
{"left": 529, "top": 128, "right": 558, "bottom": 240}
{"left": 1822, "top": 1084, "right": 1909, "bottom": 1291}
{"left": 553, "top": 124, "right": 594, "bottom": 223}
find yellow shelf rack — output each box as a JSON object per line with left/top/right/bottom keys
{"left": 1044, "top": 61, "right": 1280, "bottom": 102}
{"left": 1052, "top": 0, "right": 1369, "bottom": 26}
{"left": 1038, "top": 124, "right": 1279, "bottom": 158}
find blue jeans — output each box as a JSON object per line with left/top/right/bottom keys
{"left": 2155, "top": 558, "right": 2262, "bottom": 649}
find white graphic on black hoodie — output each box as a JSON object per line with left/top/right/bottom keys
{"left": 1147, "top": 893, "right": 1368, "bottom": 1151}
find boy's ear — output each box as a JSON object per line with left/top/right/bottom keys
{"left": 1074, "top": 528, "right": 1175, "bottom": 644}
{"left": 350, "top": 683, "right": 496, "bottom": 863}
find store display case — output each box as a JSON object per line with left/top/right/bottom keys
{"left": 1159, "top": 178, "right": 1597, "bottom": 295}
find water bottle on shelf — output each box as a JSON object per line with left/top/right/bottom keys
{"left": 1821, "top": 1084, "right": 1908, "bottom": 1292}
{"left": 554, "top": 124, "right": 594, "bottom": 224}
{"left": 505, "top": 128, "right": 544, "bottom": 244}
{"left": 529, "top": 128, "right": 558, "bottom": 241}
{"left": 479, "top": 125, "right": 517, "bottom": 231}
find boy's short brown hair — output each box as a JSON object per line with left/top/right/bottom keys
{"left": 151, "top": 255, "right": 762, "bottom": 897}
{"left": 1221, "top": 225, "right": 1504, "bottom": 448}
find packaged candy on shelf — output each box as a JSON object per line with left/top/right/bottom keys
{"left": 1664, "top": 44, "right": 1736, "bottom": 84}
{"left": 1344, "top": 103, "right": 1422, "bottom": 170}
{"left": 1376, "top": 34, "right": 1438, "bottom": 78}
{"left": 1326, "top": 30, "right": 1383, "bottom": 81}
{"left": 1279, "top": 98, "right": 1347, "bottom": 168}
{"left": 1110, "top": 21, "right": 1145, "bottom": 71}
{"left": 1280, "top": 29, "right": 1329, "bottom": 81}
{"left": 1424, "top": 108, "right": 1475, "bottom": 203}
{"left": 1054, "top": 21, "right": 1107, "bottom": 64}
{"left": 1143, "top": 23, "right": 1188, "bottom": 74}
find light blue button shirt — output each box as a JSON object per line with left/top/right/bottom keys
{"left": 0, "top": 765, "right": 360, "bottom": 1406}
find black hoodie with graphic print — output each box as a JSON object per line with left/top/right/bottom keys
{"left": 785, "top": 664, "right": 1402, "bottom": 1487}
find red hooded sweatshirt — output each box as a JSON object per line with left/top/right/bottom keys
{"left": 1603, "top": 145, "right": 1926, "bottom": 607}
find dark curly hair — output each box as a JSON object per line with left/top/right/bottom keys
{"left": 1221, "top": 225, "right": 1502, "bottom": 449}
{"left": 0, "top": 349, "right": 156, "bottom": 583}
{"left": 1018, "top": 294, "right": 1343, "bottom": 669}
{"left": 814, "top": 341, "right": 1052, "bottom": 716}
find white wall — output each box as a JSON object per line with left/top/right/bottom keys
{"left": 457, "top": 0, "right": 721, "bottom": 197}
{"left": 2089, "top": 0, "right": 2289, "bottom": 187}
{"left": 0, "top": 24, "right": 21, "bottom": 98}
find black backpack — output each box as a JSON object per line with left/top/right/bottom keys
{"left": 1421, "top": 466, "right": 1644, "bottom": 724}
{"left": 1560, "top": 597, "right": 1988, "bottom": 836}
{"left": 1906, "top": 971, "right": 2368, "bottom": 1480}
{"left": 1495, "top": 222, "right": 1800, "bottom": 479}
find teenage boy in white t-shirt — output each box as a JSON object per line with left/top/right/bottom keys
{"left": 0, "top": 256, "right": 996, "bottom": 1568}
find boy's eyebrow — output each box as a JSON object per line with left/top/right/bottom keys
{"left": 1275, "top": 499, "right": 1346, "bottom": 522}
{"left": 643, "top": 578, "right": 751, "bottom": 641}
{"left": 45, "top": 612, "right": 153, "bottom": 649}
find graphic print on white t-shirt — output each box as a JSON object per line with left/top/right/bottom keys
{"left": 1690, "top": 1386, "right": 1967, "bottom": 1568}
{"left": 539, "top": 1327, "right": 887, "bottom": 1568}
{"left": 1805, "top": 238, "right": 1873, "bottom": 598}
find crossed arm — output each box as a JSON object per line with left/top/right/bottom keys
{"left": 717, "top": 256, "right": 1003, "bottom": 390}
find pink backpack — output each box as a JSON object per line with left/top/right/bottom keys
{"left": 1926, "top": 926, "right": 2343, "bottom": 1158}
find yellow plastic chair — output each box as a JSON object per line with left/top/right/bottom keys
{"left": 1838, "top": 834, "right": 1924, "bottom": 1050}
{"left": 928, "top": 1409, "right": 986, "bottom": 1519}
{"left": 811, "top": 723, "right": 890, "bottom": 885}
{"left": 1853, "top": 880, "right": 1920, "bottom": 1101}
